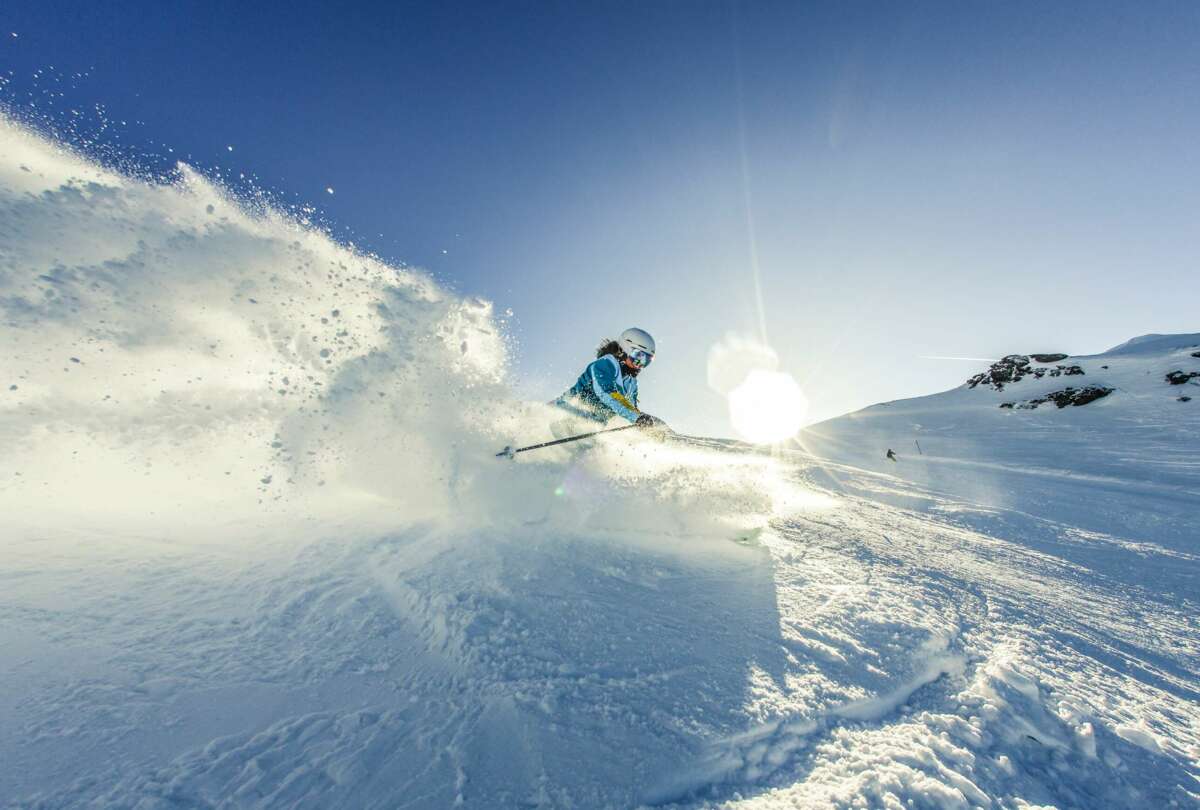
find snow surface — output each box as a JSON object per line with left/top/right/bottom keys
{"left": 2, "top": 116, "right": 1198, "bottom": 809}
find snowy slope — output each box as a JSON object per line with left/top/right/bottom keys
{"left": 2, "top": 116, "right": 1198, "bottom": 810}
{"left": 800, "top": 336, "right": 1200, "bottom": 552}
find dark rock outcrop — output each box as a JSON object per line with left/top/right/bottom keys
{"left": 1165, "top": 370, "right": 1200, "bottom": 385}
{"left": 1030, "top": 353, "right": 1068, "bottom": 363}
{"left": 1192, "top": 352, "right": 1200, "bottom": 359}
{"left": 1180, "top": 396, "right": 1192, "bottom": 403}
{"left": 999, "top": 386, "right": 1114, "bottom": 410}
{"left": 1050, "top": 386, "right": 1113, "bottom": 407}
{"left": 968, "top": 355, "right": 1030, "bottom": 390}
{"left": 968, "top": 355, "right": 1085, "bottom": 391}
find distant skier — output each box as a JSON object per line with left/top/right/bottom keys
{"left": 552, "top": 328, "right": 669, "bottom": 437}
{"left": 886, "top": 449, "right": 897, "bottom": 462}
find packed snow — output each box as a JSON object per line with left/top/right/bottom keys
{"left": 2, "top": 116, "right": 1198, "bottom": 809}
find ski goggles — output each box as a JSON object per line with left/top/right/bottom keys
{"left": 628, "top": 349, "right": 654, "bottom": 369}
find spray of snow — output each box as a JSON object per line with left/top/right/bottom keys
{"left": 0, "top": 114, "right": 807, "bottom": 544}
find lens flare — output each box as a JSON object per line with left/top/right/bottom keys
{"left": 728, "top": 369, "right": 808, "bottom": 444}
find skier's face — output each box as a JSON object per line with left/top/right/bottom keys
{"left": 624, "top": 349, "right": 653, "bottom": 371}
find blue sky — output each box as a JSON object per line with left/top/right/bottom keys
{"left": 5, "top": 1, "right": 1199, "bottom": 436}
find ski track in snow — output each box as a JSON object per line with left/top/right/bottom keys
{"left": 6, "top": 455, "right": 1198, "bottom": 809}
{"left": 2, "top": 116, "right": 1199, "bottom": 809}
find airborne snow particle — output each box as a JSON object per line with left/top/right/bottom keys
{"left": 227, "top": 145, "right": 233, "bottom": 151}
{"left": 326, "top": 187, "right": 334, "bottom": 195}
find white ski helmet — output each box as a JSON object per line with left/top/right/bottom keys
{"left": 618, "top": 327, "right": 656, "bottom": 363}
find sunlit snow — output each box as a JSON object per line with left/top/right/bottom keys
{"left": 1, "top": 115, "right": 1198, "bottom": 809}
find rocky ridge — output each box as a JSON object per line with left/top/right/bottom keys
{"left": 999, "top": 386, "right": 1115, "bottom": 410}
{"left": 968, "top": 341, "right": 1200, "bottom": 411}
{"left": 966, "top": 355, "right": 1085, "bottom": 392}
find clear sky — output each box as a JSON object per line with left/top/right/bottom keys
{"left": 4, "top": 1, "right": 1199, "bottom": 437}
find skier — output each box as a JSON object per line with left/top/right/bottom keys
{"left": 886, "top": 448, "right": 897, "bottom": 462}
{"left": 551, "top": 328, "right": 669, "bottom": 437}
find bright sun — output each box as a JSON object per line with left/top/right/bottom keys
{"left": 728, "top": 369, "right": 809, "bottom": 444}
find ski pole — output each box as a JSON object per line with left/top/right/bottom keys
{"left": 496, "top": 424, "right": 638, "bottom": 459}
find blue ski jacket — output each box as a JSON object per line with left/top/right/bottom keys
{"left": 553, "top": 354, "right": 641, "bottom": 424}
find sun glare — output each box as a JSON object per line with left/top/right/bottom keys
{"left": 728, "top": 369, "right": 808, "bottom": 444}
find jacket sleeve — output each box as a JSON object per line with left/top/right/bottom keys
{"left": 590, "top": 356, "right": 642, "bottom": 422}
